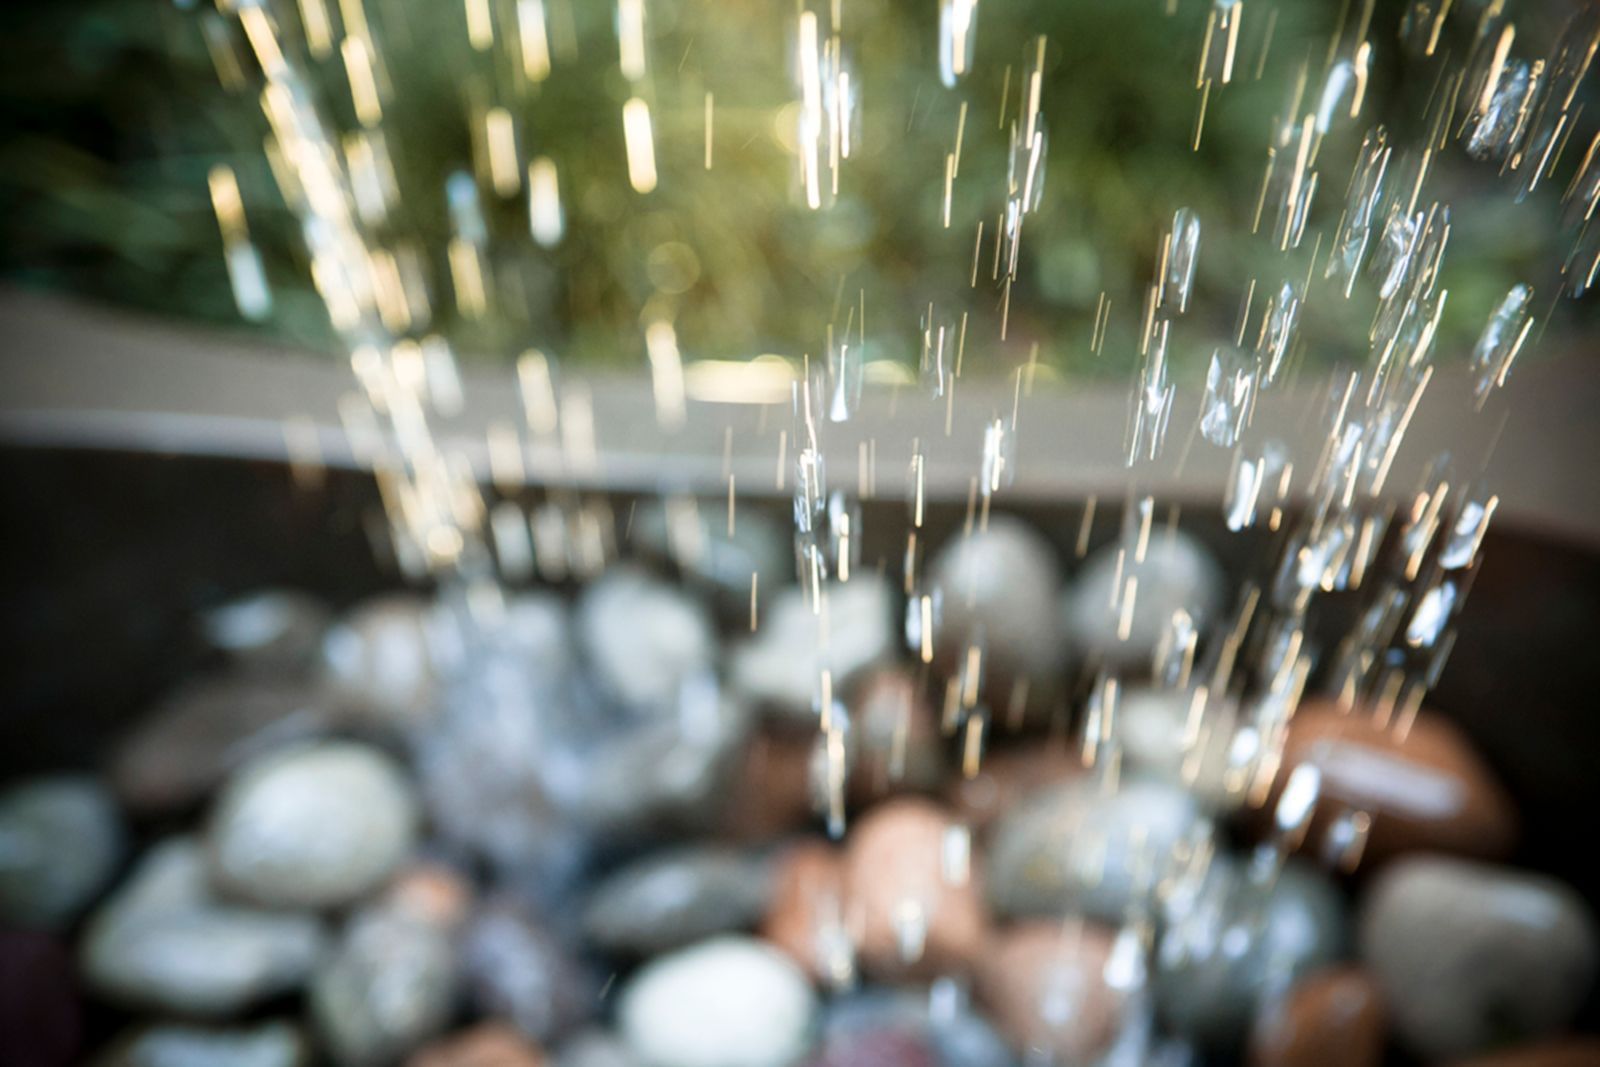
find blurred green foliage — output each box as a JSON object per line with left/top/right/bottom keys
{"left": 0, "top": 0, "right": 1589, "bottom": 378}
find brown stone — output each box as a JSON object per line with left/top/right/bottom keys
{"left": 385, "top": 862, "right": 474, "bottom": 929}
{"left": 849, "top": 669, "right": 946, "bottom": 805}
{"left": 841, "top": 798, "right": 987, "bottom": 979}
{"left": 408, "top": 1024, "right": 544, "bottom": 1067}
{"left": 722, "top": 728, "right": 817, "bottom": 841}
{"left": 1248, "top": 966, "right": 1385, "bottom": 1067}
{"left": 974, "top": 920, "right": 1125, "bottom": 1063}
{"left": 762, "top": 840, "right": 850, "bottom": 984}
{"left": 1266, "top": 700, "right": 1517, "bottom": 865}
{"left": 1447, "top": 1041, "right": 1600, "bottom": 1067}
{"left": 946, "top": 743, "right": 1081, "bottom": 835}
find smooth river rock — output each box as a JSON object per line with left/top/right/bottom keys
{"left": 201, "top": 589, "right": 331, "bottom": 674}
{"left": 207, "top": 741, "right": 418, "bottom": 910}
{"left": 577, "top": 569, "right": 716, "bottom": 714}
{"left": 111, "top": 673, "right": 332, "bottom": 814}
{"left": 0, "top": 775, "right": 123, "bottom": 929}
{"left": 1063, "top": 530, "right": 1223, "bottom": 673}
{"left": 617, "top": 937, "right": 817, "bottom": 1067}
{"left": 731, "top": 576, "right": 897, "bottom": 722}
{"left": 987, "top": 778, "right": 1209, "bottom": 924}
{"left": 842, "top": 798, "right": 988, "bottom": 979}
{"left": 321, "top": 595, "right": 442, "bottom": 729}
{"left": 946, "top": 744, "right": 1081, "bottom": 834}
{"left": 408, "top": 1024, "right": 546, "bottom": 1067}
{"left": 82, "top": 838, "right": 324, "bottom": 1017}
{"left": 929, "top": 516, "right": 1066, "bottom": 689}
{"left": 973, "top": 921, "right": 1127, "bottom": 1064}
{"left": 762, "top": 840, "right": 852, "bottom": 986}
{"left": 583, "top": 847, "right": 772, "bottom": 956}
{"left": 465, "top": 896, "right": 595, "bottom": 1042}
{"left": 848, "top": 669, "right": 947, "bottom": 804}
{"left": 1156, "top": 857, "right": 1347, "bottom": 1048}
{"left": 1247, "top": 966, "right": 1384, "bottom": 1067}
{"left": 1267, "top": 701, "right": 1518, "bottom": 865}
{"left": 1359, "top": 854, "right": 1599, "bottom": 1061}
{"left": 98, "top": 1021, "right": 307, "bottom": 1067}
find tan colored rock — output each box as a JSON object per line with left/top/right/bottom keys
{"left": 761, "top": 840, "right": 850, "bottom": 985}
{"left": 974, "top": 921, "right": 1125, "bottom": 1063}
{"left": 946, "top": 744, "right": 1081, "bottom": 835}
{"left": 1267, "top": 700, "right": 1516, "bottom": 864}
{"left": 841, "top": 798, "right": 987, "bottom": 979}
{"left": 409, "top": 1024, "right": 545, "bottom": 1067}
{"left": 1447, "top": 1041, "right": 1600, "bottom": 1067}
{"left": 1248, "top": 966, "right": 1384, "bottom": 1067}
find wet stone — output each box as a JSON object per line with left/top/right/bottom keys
{"left": 98, "top": 1021, "right": 307, "bottom": 1067}
{"left": 201, "top": 589, "right": 330, "bottom": 674}
{"left": 848, "top": 669, "right": 947, "bottom": 804}
{"left": 408, "top": 1024, "right": 545, "bottom": 1067}
{"left": 761, "top": 840, "right": 851, "bottom": 986}
{"left": 0, "top": 775, "right": 123, "bottom": 929}
{"left": 842, "top": 798, "right": 988, "bottom": 980}
{"left": 311, "top": 896, "right": 459, "bottom": 1067}
{"left": 577, "top": 569, "right": 716, "bottom": 715}
{"left": 731, "top": 576, "right": 896, "bottom": 722}
{"left": 1270, "top": 700, "right": 1518, "bottom": 865}
{"left": 720, "top": 728, "right": 818, "bottom": 841}
{"left": 929, "top": 515, "right": 1065, "bottom": 687}
{"left": 583, "top": 847, "right": 772, "bottom": 956}
{"left": 974, "top": 921, "right": 1127, "bottom": 1065}
{"left": 207, "top": 741, "right": 418, "bottom": 910}
{"left": 945, "top": 743, "right": 1080, "bottom": 834}
{"left": 1063, "top": 531, "right": 1223, "bottom": 673}
{"left": 110, "top": 674, "right": 331, "bottom": 815}
{"left": 987, "top": 778, "right": 1209, "bottom": 925}
{"left": 1156, "top": 858, "right": 1348, "bottom": 1049}
{"left": 617, "top": 937, "right": 817, "bottom": 1067}
{"left": 1359, "top": 855, "right": 1599, "bottom": 1062}
{"left": 463, "top": 896, "right": 597, "bottom": 1042}
{"left": 554, "top": 1030, "right": 639, "bottom": 1067}
{"left": 630, "top": 499, "right": 789, "bottom": 612}
{"left": 82, "top": 838, "right": 324, "bottom": 1017}
{"left": 1247, "top": 966, "right": 1384, "bottom": 1067}
{"left": 321, "top": 595, "right": 442, "bottom": 730}
{"left": 806, "top": 1026, "right": 938, "bottom": 1067}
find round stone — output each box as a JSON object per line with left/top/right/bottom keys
{"left": 842, "top": 799, "right": 988, "bottom": 980}
{"left": 577, "top": 569, "right": 715, "bottom": 714}
{"left": 848, "top": 670, "right": 947, "bottom": 804}
{"left": 762, "top": 840, "right": 852, "bottom": 986}
{"left": 321, "top": 595, "right": 441, "bottom": 729}
{"left": 99, "top": 1021, "right": 307, "bottom": 1067}
{"left": 930, "top": 516, "right": 1065, "bottom": 689}
{"left": 721, "top": 728, "right": 818, "bottom": 841}
{"left": 1267, "top": 700, "right": 1518, "bottom": 865}
{"left": 312, "top": 902, "right": 457, "bottom": 1066}
{"left": 987, "top": 778, "right": 1209, "bottom": 924}
{"left": 1063, "top": 530, "right": 1223, "bottom": 673}
{"left": 1156, "top": 857, "right": 1348, "bottom": 1048}
{"left": 1248, "top": 966, "right": 1384, "bottom": 1067}
{"left": 82, "top": 838, "right": 325, "bottom": 1017}
{"left": 945, "top": 743, "right": 1080, "bottom": 834}
{"left": 1359, "top": 855, "right": 1598, "bottom": 1061}
{"left": 617, "top": 937, "right": 816, "bottom": 1067}
{"left": 111, "top": 673, "right": 331, "bottom": 815}
{"left": 202, "top": 589, "right": 330, "bottom": 673}
{"left": 464, "top": 896, "right": 596, "bottom": 1042}
{"left": 1116, "top": 687, "right": 1244, "bottom": 811}
{"left": 208, "top": 742, "right": 418, "bottom": 910}
{"left": 583, "top": 847, "right": 772, "bottom": 956}
{"left": 0, "top": 775, "right": 123, "bottom": 929}
{"left": 973, "top": 921, "right": 1126, "bottom": 1064}
{"left": 731, "top": 577, "right": 896, "bottom": 722}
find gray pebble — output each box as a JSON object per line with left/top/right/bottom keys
{"left": 321, "top": 595, "right": 441, "bottom": 729}
{"left": 82, "top": 838, "right": 324, "bottom": 1016}
{"left": 583, "top": 847, "right": 772, "bottom": 956}
{"left": 1063, "top": 531, "right": 1222, "bottom": 673}
{"left": 987, "top": 778, "right": 1211, "bottom": 924}
{"left": 0, "top": 775, "right": 123, "bottom": 929}
{"left": 202, "top": 589, "right": 330, "bottom": 674}
{"left": 578, "top": 569, "right": 716, "bottom": 714}
{"left": 1155, "top": 856, "right": 1346, "bottom": 1047}
{"left": 556, "top": 1030, "right": 641, "bottom": 1067}
{"left": 930, "top": 515, "right": 1065, "bottom": 683}
{"left": 464, "top": 897, "right": 596, "bottom": 1041}
{"left": 98, "top": 1020, "right": 307, "bottom": 1067}
{"left": 208, "top": 742, "right": 418, "bottom": 910}
{"left": 1359, "top": 854, "right": 1600, "bottom": 1061}
{"left": 311, "top": 901, "right": 457, "bottom": 1067}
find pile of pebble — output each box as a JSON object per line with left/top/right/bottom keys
{"left": 1, "top": 506, "right": 1596, "bottom": 1067}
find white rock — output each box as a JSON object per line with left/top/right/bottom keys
{"left": 731, "top": 575, "right": 895, "bottom": 720}
{"left": 618, "top": 937, "right": 816, "bottom": 1067}
{"left": 321, "top": 595, "right": 441, "bottom": 728}
{"left": 1063, "top": 532, "right": 1223, "bottom": 672}
{"left": 579, "top": 569, "right": 716, "bottom": 713}
{"left": 0, "top": 775, "right": 123, "bottom": 928}
{"left": 208, "top": 742, "right": 417, "bottom": 909}
{"left": 1116, "top": 687, "right": 1243, "bottom": 812}
{"left": 930, "top": 515, "right": 1065, "bottom": 681}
